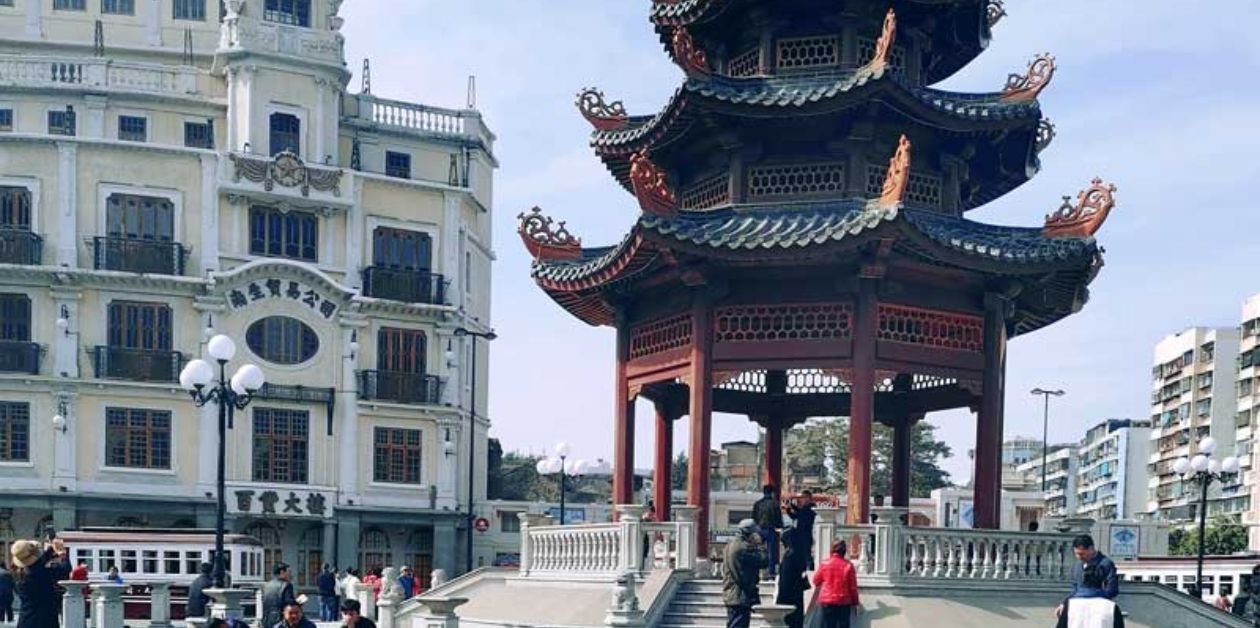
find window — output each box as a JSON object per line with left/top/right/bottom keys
{"left": 0, "top": 109, "right": 12, "bottom": 132}
{"left": 0, "top": 294, "right": 31, "bottom": 342}
{"left": 106, "top": 193, "right": 174, "bottom": 241}
{"left": 245, "top": 523, "right": 282, "bottom": 579}
{"left": 500, "top": 512, "right": 522, "bottom": 533}
{"left": 184, "top": 120, "right": 213, "bottom": 148}
{"left": 107, "top": 301, "right": 172, "bottom": 351}
{"left": 117, "top": 115, "right": 147, "bottom": 142}
{"left": 268, "top": 112, "right": 301, "bottom": 156}
{"left": 173, "top": 0, "right": 205, "bottom": 20}
{"left": 297, "top": 526, "right": 322, "bottom": 587}
{"left": 372, "top": 227, "right": 431, "bottom": 270}
{"left": 385, "top": 151, "right": 411, "bottom": 179}
{"left": 0, "top": 401, "right": 29, "bottom": 462}
{"left": 102, "top": 0, "right": 134, "bottom": 14}
{"left": 248, "top": 205, "right": 318, "bottom": 261}
{"left": 264, "top": 0, "right": 310, "bottom": 26}
{"left": 252, "top": 408, "right": 309, "bottom": 483}
{"left": 105, "top": 407, "right": 171, "bottom": 469}
{"left": 359, "top": 528, "right": 389, "bottom": 573}
{"left": 373, "top": 427, "right": 422, "bottom": 484}
{"left": 53, "top": 0, "right": 85, "bottom": 9}
{"left": 164, "top": 550, "right": 180, "bottom": 574}
{"left": 48, "top": 109, "right": 75, "bottom": 136}
{"left": 246, "top": 317, "right": 319, "bottom": 365}
{"left": 0, "top": 187, "right": 30, "bottom": 229}
{"left": 377, "top": 328, "right": 426, "bottom": 374}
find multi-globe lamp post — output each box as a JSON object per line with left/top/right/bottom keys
{"left": 178, "top": 334, "right": 266, "bottom": 589}
{"left": 1171, "top": 436, "right": 1240, "bottom": 599}
{"left": 536, "top": 443, "right": 610, "bottom": 525}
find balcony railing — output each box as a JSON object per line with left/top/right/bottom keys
{"left": 0, "top": 55, "right": 215, "bottom": 97}
{"left": 358, "top": 370, "right": 442, "bottom": 405}
{"left": 0, "top": 341, "right": 39, "bottom": 374}
{"left": 344, "top": 93, "right": 494, "bottom": 149}
{"left": 361, "top": 267, "right": 447, "bottom": 305}
{"left": 0, "top": 228, "right": 42, "bottom": 265}
{"left": 92, "top": 237, "right": 186, "bottom": 275}
{"left": 91, "top": 346, "right": 182, "bottom": 383}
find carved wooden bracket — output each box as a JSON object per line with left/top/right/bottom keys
{"left": 575, "top": 87, "right": 628, "bottom": 131}
{"left": 869, "top": 9, "right": 897, "bottom": 70}
{"left": 1043, "top": 178, "right": 1117, "bottom": 238}
{"left": 878, "top": 134, "right": 912, "bottom": 207}
{"left": 671, "top": 27, "right": 711, "bottom": 77}
{"left": 987, "top": 0, "right": 1007, "bottom": 28}
{"left": 517, "top": 207, "right": 582, "bottom": 261}
{"left": 630, "top": 150, "right": 678, "bottom": 218}
{"left": 1001, "top": 53, "right": 1055, "bottom": 103}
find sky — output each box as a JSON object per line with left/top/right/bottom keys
{"left": 342, "top": 1, "right": 1260, "bottom": 482}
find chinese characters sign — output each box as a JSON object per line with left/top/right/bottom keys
{"left": 227, "top": 279, "right": 338, "bottom": 320}
{"left": 228, "top": 486, "right": 334, "bottom": 519}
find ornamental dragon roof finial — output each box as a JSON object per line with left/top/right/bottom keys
{"left": 1043, "top": 178, "right": 1117, "bottom": 238}
{"left": 517, "top": 207, "right": 582, "bottom": 261}
{"left": 869, "top": 8, "right": 898, "bottom": 71}
{"left": 671, "top": 27, "right": 711, "bottom": 77}
{"left": 878, "top": 135, "right": 912, "bottom": 207}
{"left": 576, "top": 88, "right": 628, "bottom": 131}
{"left": 1001, "top": 53, "right": 1056, "bottom": 102}
{"left": 1036, "top": 119, "right": 1056, "bottom": 154}
{"left": 629, "top": 150, "right": 678, "bottom": 218}
{"left": 987, "top": 0, "right": 1008, "bottom": 28}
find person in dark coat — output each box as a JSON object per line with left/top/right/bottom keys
{"left": 787, "top": 491, "right": 817, "bottom": 570}
{"left": 11, "top": 538, "right": 71, "bottom": 628}
{"left": 752, "top": 485, "right": 782, "bottom": 579}
{"left": 776, "top": 527, "right": 810, "bottom": 628}
{"left": 340, "top": 598, "right": 377, "bottom": 628}
{"left": 722, "top": 519, "right": 768, "bottom": 628}
{"left": 317, "top": 563, "right": 338, "bottom": 621}
{"left": 274, "top": 600, "right": 317, "bottom": 628}
{"left": 186, "top": 561, "right": 214, "bottom": 619}
{"left": 0, "top": 563, "right": 15, "bottom": 623}
{"left": 261, "top": 562, "right": 297, "bottom": 628}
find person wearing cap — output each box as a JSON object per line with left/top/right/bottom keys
{"left": 11, "top": 537, "right": 71, "bottom": 628}
{"left": 398, "top": 566, "right": 417, "bottom": 599}
{"left": 722, "top": 519, "right": 767, "bottom": 628}
{"left": 261, "top": 562, "right": 297, "bottom": 628}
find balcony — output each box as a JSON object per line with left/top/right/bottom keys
{"left": 0, "top": 341, "right": 39, "bottom": 374}
{"left": 361, "top": 267, "right": 448, "bottom": 305}
{"left": 0, "top": 55, "right": 217, "bottom": 98}
{"left": 0, "top": 229, "right": 42, "bottom": 265}
{"left": 358, "top": 370, "right": 443, "bottom": 405}
{"left": 92, "top": 237, "right": 186, "bottom": 275}
{"left": 344, "top": 93, "right": 494, "bottom": 150}
{"left": 91, "top": 347, "right": 182, "bottom": 383}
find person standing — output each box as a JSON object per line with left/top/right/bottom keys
{"left": 261, "top": 562, "right": 297, "bottom": 628}
{"left": 274, "top": 601, "right": 317, "bottom": 628}
{"left": 106, "top": 565, "right": 123, "bottom": 584}
{"left": 812, "top": 540, "right": 860, "bottom": 628}
{"left": 1215, "top": 593, "right": 1233, "bottom": 613}
{"left": 317, "top": 563, "right": 339, "bottom": 621}
{"left": 186, "top": 562, "right": 214, "bottom": 619}
{"left": 775, "top": 527, "right": 809, "bottom": 628}
{"left": 1054, "top": 565, "right": 1125, "bottom": 628}
{"left": 1055, "top": 535, "right": 1118, "bottom": 619}
{"left": 11, "top": 537, "right": 71, "bottom": 628}
{"left": 397, "top": 567, "right": 417, "bottom": 599}
{"left": 721, "top": 519, "right": 767, "bottom": 628}
{"left": 0, "top": 562, "right": 14, "bottom": 623}
{"left": 339, "top": 598, "right": 377, "bottom": 628}
{"left": 787, "top": 491, "right": 817, "bottom": 569}
{"left": 752, "top": 485, "right": 782, "bottom": 579}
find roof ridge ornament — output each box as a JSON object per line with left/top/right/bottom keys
{"left": 517, "top": 207, "right": 582, "bottom": 261}
{"left": 1043, "top": 177, "right": 1117, "bottom": 238}
{"left": 671, "top": 27, "right": 711, "bottom": 77}
{"left": 576, "top": 88, "right": 629, "bottom": 131}
{"left": 869, "top": 8, "right": 898, "bottom": 71}
{"left": 1001, "top": 53, "right": 1055, "bottom": 102}
{"left": 878, "top": 135, "right": 912, "bottom": 207}
{"left": 629, "top": 150, "right": 678, "bottom": 218}
{"left": 987, "top": 0, "right": 1008, "bottom": 28}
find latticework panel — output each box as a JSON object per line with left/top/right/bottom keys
{"left": 681, "top": 173, "right": 731, "bottom": 210}
{"left": 747, "top": 163, "right": 846, "bottom": 199}
{"left": 912, "top": 374, "right": 958, "bottom": 390}
{"left": 786, "top": 369, "right": 850, "bottom": 394}
{"left": 629, "top": 313, "right": 693, "bottom": 360}
{"left": 877, "top": 305, "right": 984, "bottom": 353}
{"left": 857, "top": 37, "right": 907, "bottom": 73}
{"left": 776, "top": 35, "right": 840, "bottom": 70}
{"left": 717, "top": 370, "right": 766, "bottom": 393}
{"left": 727, "top": 48, "right": 761, "bottom": 77}
{"left": 714, "top": 303, "right": 853, "bottom": 343}
{"left": 865, "top": 165, "right": 943, "bottom": 208}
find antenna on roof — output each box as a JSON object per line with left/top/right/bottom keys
{"left": 93, "top": 20, "right": 104, "bottom": 57}
{"left": 467, "top": 75, "right": 476, "bottom": 109}
{"left": 183, "top": 28, "right": 194, "bottom": 66}
{"left": 361, "top": 58, "right": 372, "bottom": 94}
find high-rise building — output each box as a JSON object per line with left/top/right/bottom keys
{"left": 1147, "top": 327, "right": 1241, "bottom": 521}
{"left": 1238, "top": 294, "right": 1260, "bottom": 547}
{"left": 1016, "top": 444, "right": 1078, "bottom": 517}
{"left": 1075, "top": 418, "right": 1151, "bottom": 520}
{"left": 0, "top": 0, "right": 496, "bottom": 584}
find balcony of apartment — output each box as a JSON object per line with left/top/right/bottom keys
{"left": 0, "top": 228, "right": 43, "bottom": 265}
{"left": 0, "top": 341, "right": 40, "bottom": 375}
{"left": 343, "top": 93, "right": 495, "bottom": 151}
{"left": 357, "top": 370, "right": 443, "bottom": 406}
{"left": 90, "top": 346, "right": 182, "bottom": 383}
{"left": 92, "top": 237, "right": 186, "bottom": 275}
{"left": 0, "top": 54, "right": 219, "bottom": 99}
{"left": 361, "top": 267, "right": 448, "bottom": 305}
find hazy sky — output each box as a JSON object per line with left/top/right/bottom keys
{"left": 343, "top": 1, "right": 1260, "bottom": 482}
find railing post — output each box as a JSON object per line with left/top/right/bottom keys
{"left": 617, "top": 504, "right": 646, "bottom": 574}
{"left": 518, "top": 512, "right": 533, "bottom": 576}
{"left": 91, "top": 583, "right": 126, "bottom": 628}
{"left": 205, "top": 588, "right": 252, "bottom": 623}
{"left": 673, "top": 505, "right": 699, "bottom": 573}
{"left": 414, "top": 596, "right": 469, "bottom": 628}
{"left": 814, "top": 506, "right": 839, "bottom": 571}
{"left": 59, "top": 580, "right": 87, "bottom": 628}
{"left": 355, "top": 580, "right": 376, "bottom": 620}
{"left": 604, "top": 572, "right": 646, "bottom": 627}
{"left": 149, "top": 582, "right": 173, "bottom": 628}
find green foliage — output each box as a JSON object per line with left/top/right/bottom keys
{"left": 1171, "top": 516, "right": 1248, "bottom": 556}
{"left": 489, "top": 451, "right": 614, "bottom": 504}
{"left": 783, "top": 417, "right": 953, "bottom": 497}
{"left": 671, "top": 452, "right": 689, "bottom": 491}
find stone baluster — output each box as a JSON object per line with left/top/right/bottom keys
{"left": 149, "top": 582, "right": 173, "bottom": 628}
{"left": 905, "top": 535, "right": 920, "bottom": 577}
{"left": 942, "top": 539, "right": 956, "bottom": 578}
{"left": 92, "top": 583, "right": 126, "bottom": 628}
{"left": 59, "top": 580, "right": 87, "bottom": 628}
{"left": 931, "top": 536, "right": 946, "bottom": 578}
{"left": 973, "top": 541, "right": 987, "bottom": 579}
{"left": 1002, "top": 541, "right": 1015, "bottom": 579}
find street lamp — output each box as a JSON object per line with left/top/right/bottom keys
{"left": 452, "top": 326, "right": 496, "bottom": 575}
{"left": 1172, "top": 436, "right": 1240, "bottom": 600}
{"left": 1030, "top": 388, "right": 1065, "bottom": 491}
{"left": 179, "top": 334, "right": 265, "bottom": 589}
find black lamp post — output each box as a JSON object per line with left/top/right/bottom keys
{"left": 1172, "top": 436, "right": 1240, "bottom": 600}
{"left": 180, "top": 335, "right": 265, "bottom": 589}
{"left": 536, "top": 444, "right": 571, "bottom": 524}
{"left": 1030, "top": 388, "right": 1065, "bottom": 492}
{"left": 452, "top": 326, "right": 496, "bottom": 575}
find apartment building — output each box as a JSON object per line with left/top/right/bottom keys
{"left": 1238, "top": 294, "right": 1260, "bottom": 547}
{"left": 1016, "top": 444, "right": 1078, "bottom": 517}
{"left": 1076, "top": 418, "right": 1151, "bottom": 520}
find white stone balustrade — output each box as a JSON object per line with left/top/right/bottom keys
{"left": 0, "top": 55, "right": 213, "bottom": 97}
{"left": 526, "top": 522, "right": 624, "bottom": 577}
{"left": 58, "top": 580, "right": 88, "bottom": 628}
{"left": 518, "top": 505, "right": 703, "bottom": 579}
{"left": 91, "top": 583, "right": 125, "bottom": 628}
{"left": 348, "top": 94, "right": 494, "bottom": 149}
{"left": 149, "top": 582, "right": 173, "bottom": 628}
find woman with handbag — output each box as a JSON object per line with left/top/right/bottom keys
{"left": 811, "top": 539, "right": 860, "bottom": 628}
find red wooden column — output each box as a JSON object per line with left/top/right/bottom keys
{"left": 763, "top": 418, "right": 783, "bottom": 493}
{"left": 847, "top": 277, "right": 878, "bottom": 525}
{"left": 653, "top": 401, "right": 674, "bottom": 521}
{"left": 686, "top": 294, "right": 715, "bottom": 556}
{"left": 973, "top": 293, "right": 1009, "bottom": 529}
{"left": 613, "top": 320, "right": 636, "bottom": 509}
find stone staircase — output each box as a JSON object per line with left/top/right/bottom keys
{"left": 659, "top": 579, "right": 778, "bottom": 628}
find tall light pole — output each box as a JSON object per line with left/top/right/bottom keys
{"left": 1030, "top": 388, "right": 1065, "bottom": 492}
{"left": 453, "top": 326, "right": 496, "bottom": 575}
{"left": 1173, "top": 437, "right": 1240, "bottom": 600}
{"left": 179, "top": 335, "right": 266, "bottom": 589}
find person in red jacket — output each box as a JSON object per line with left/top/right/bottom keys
{"left": 811, "top": 539, "right": 860, "bottom": 628}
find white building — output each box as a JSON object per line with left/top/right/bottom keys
{"left": 1015, "top": 444, "right": 1078, "bottom": 517}
{"left": 1147, "top": 327, "right": 1241, "bottom": 522}
{"left": 1238, "top": 294, "right": 1260, "bottom": 548}
{"left": 0, "top": 0, "right": 496, "bottom": 589}
{"left": 1075, "top": 418, "right": 1151, "bottom": 521}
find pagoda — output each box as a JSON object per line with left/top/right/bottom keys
{"left": 519, "top": 0, "right": 1118, "bottom": 553}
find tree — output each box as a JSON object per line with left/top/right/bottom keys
{"left": 1172, "top": 516, "right": 1248, "bottom": 556}
{"left": 486, "top": 438, "right": 505, "bottom": 499}
{"left": 671, "top": 452, "right": 689, "bottom": 490}
{"left": 782, "top": 417, "right": 953, "bottom": 497}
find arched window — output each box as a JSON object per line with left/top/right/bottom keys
{"left": 246, "top": 316, "right": 319, "bottom": 365}
{"left": 358, "top": 528, "right": 390, "bottom": 574}
{"left": 245, "top": 522, "right": 283, "bottom": 578}
{"left": 297, "top": 526, "right": 323, "bottom": 587}
{"left": 404, "top": 528, "right": 434, "bottom": 591}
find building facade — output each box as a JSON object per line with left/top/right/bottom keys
{"left": 0, "top": 0, "right": 496, "bottom": 588}
{"left": 1147, "top": 327, "right": 1240, "bottom": 521}
{"left": 1237, "top": 294, "right": 1260, "bottom": 548}
{"left": 1015, "top": 444, "right": 1078, "bottom": 518}
{"left": 1075, "top": 418, "right": 1151, "bottom": 521}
